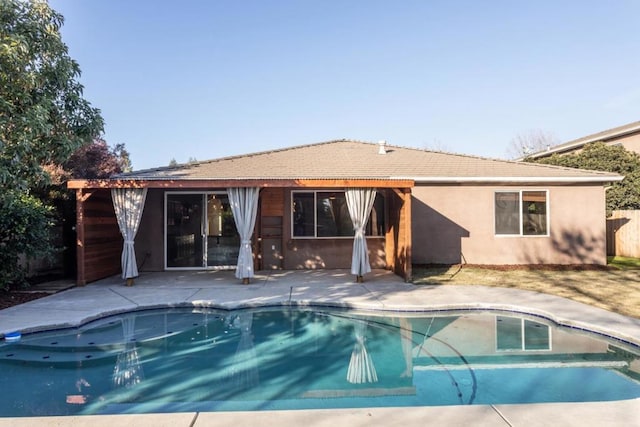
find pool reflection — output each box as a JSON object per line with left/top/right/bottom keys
{"left": 0, "top": 307, "right": 639, "bottom": 416}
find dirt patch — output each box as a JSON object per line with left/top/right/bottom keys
{"left": 0, "top": 290, "right": 51, "bottom": 310}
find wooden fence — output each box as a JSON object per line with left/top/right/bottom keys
{"left": 607, "top": 210, "right": 640, "bottom": 258}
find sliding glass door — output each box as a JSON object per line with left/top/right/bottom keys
{"left": 165, "top": 192, "right": 238, "bottom": 269}
{"left": 205, "top": 194, "right": 239, "bottom": 267}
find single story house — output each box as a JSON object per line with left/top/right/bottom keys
{"left": 67, "top": 139, "right": 623, "bottom": 285}
{"left": 523, "top": 120, "right": 640, "bottom": 160}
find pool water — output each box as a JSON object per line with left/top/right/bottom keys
{"left": 0, "top": 307, "right": 639, "bottom": 417}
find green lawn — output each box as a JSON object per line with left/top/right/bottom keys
{"left": 608, "top": 256, "right": 640, "bottom": 270}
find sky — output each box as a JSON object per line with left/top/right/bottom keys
{"left": 49, "top": 0, "right": 640, "bottom": 170}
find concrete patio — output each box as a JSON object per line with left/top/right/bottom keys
{"left": 0, "top": 269, "right": 639, "bottom": 426}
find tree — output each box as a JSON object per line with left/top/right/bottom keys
{"left": 528, "top": 142, "right": 640, "bottom": 213}
{"left": 42, "top": 139, "right": 131, "bottom": 198}
{"left": 506, "top": 129, "right": 559, "bottom": 159}
{"left": 64, "top": 139, "right": 131, "bottom": 179}
{"left": 0, "top": 0, "right": 103, "bottom": 287}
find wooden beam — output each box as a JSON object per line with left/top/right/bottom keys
{"left": 402, "top": 189, "right": 413, "bottom": 282}
{"left": 67, "top": 178, "right": 415, "bottom": 190}
{"left": 76, "top": 188, "right": 86, "bottom": 286}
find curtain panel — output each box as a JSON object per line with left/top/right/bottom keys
{"left": 345, "top": 188, "right": 377, "bottom": 277}
{"left": 227, "top": 187, "right": 260, "bottom": 280}
{"left": 111, "top": 188, "right": 148, "bottom": 280}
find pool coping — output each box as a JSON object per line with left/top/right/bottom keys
{"left": 1, "top": 269, "right": 639, "bottom": 426}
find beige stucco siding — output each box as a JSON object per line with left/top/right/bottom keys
{"left": 134, "top": 184, "right": 608, "bottom": 272}
{"left": 608, "top": 132, "right": 640, "bottom": 154}
{"left": 411, "top": 184, "right": 607, "bottom": 265}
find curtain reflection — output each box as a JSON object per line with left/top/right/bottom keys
{"left": 112, "top": 316, "right": 144, "bottom": 389}
{"left": 227, "top": 313, "right": 260, "bottom": 390}
{"left": 347, "top": 321, "right": 378, "bottom": 384}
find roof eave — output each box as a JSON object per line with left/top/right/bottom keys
{"left": 401, "top": 176, "right": 624, "bottom": 184}
{"left": 67, "top": 177, "right": 416, "bottom": 189}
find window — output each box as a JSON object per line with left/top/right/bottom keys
{"left": 495, "top": 190, "right": 548, "bottom": 236}
{"left": 496, "top": 316, "right": 551, "bottom": 351}
{"left": 292, "top": 191, "right": 385, "bottom": 238}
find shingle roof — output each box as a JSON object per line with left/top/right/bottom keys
{"left": 524, "top": 120, "right": 640, "bottom": 160}
{"left": 116, "top": 139, "right": 622, "bottom": 184}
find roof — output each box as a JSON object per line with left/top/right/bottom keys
{"left": 108, "top": 139, "right": 622, "bottom": 185}
{"left": 524, "top": 120, "right": 640, "bottom": 160}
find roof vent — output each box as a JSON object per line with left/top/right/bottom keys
{"left": 378, "top": 140, "right": 387, "bottom": 155}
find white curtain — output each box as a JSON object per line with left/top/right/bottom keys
{"left": 228, "top": 187, "right": 260, "bottom": 280}
{"left": 111, "top": 188, "right": 148, "bottom": 279}
{"left": 346, "top": 188, "right": 377, "bottom": 277}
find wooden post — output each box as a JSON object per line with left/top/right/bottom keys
{"left": 76, "top": 189, "right": 86, "bottom": 286}
{"left": 402, "top": 189, "right": 413, "bottom": 282}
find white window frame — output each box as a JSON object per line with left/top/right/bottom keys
{"left": 495, "top": 316, "right": 552, "bottom": 352}
{"left": 494, "top": 189, "right": 550, "bottom": 237}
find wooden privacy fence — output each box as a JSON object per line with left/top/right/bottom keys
{"left": 607, "top": 210, "right": 640, "bottom": 258}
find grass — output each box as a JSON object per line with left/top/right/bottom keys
{"left": 412, "top": 261, "right": 640, "bottom": 319}
{"left": 608, "top": 256, "right": 640, "bottom": 270}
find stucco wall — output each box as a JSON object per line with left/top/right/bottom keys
{"left": 135, "top": 188, "right": 165, "bottom": 271}
{"left": 283, "top": 238, "right": 385, "bottom": 269}
{"left": 609, "top": 132, "right": 640, "bottom": 154}
{"left": 412, "top": 184, "right": 607, "bottom": 265}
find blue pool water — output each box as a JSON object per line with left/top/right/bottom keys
{"left": 0, "top": 307, "right": 639, "bottom": 417}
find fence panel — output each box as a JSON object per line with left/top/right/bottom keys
{"left": 607, "top": 210, "right": 640, "bottom": 258}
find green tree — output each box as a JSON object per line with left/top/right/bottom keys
{"left": 527, "top": 142, "right": 640, "bottom": 212}
{"left": 0, "top": 0, "right": 103, "bottom": 287}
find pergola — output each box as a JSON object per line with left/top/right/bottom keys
{"left": 67, "top": 178, "right": 414, "bottom": 286}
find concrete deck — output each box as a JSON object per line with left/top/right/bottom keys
{"left": 1, "top": 269, "right": 639, "bottom": 426}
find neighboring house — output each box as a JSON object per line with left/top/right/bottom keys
{"left": 67, "top": 140, "right": 622, "bottom": 285}
{"left": 523, "top": 120, "right": 640, "bottom": 160}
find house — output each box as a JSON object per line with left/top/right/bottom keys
{"left": 523, "top": 120, "right": 640, "bottom": 160}
{"left": 67, "top": 140, "right": 622, "bottom": 285}
{"left": 521, "top": 121, "right": 640, "bottom": 258}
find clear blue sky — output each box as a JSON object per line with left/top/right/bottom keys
{"left": 49, "top": 0, "right": 640, "bottom": 170}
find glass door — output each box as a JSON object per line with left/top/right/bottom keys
{"left": 166, "top": 193, "right": 205, "bottom": 268}
{"left": 205, "top": 194, "right": 239, "bottom": 267}
{"left": 165, "top": 192, "right": 239, "bottom": 269}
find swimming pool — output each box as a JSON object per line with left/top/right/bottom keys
{"left": 1, "top": 307, "right": 639, "bottom": 417}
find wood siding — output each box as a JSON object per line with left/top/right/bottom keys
{"left": 607, "top": 210, "right": 640, "bottom": 258}
{"left": 386, "top": 188, "right": 412, "bottom": 281}
{"left": 76, "top": 189, "right": 121, "bottom": 285}
{"left": 259, "top": 188, "right": 285, "bottom": 270}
